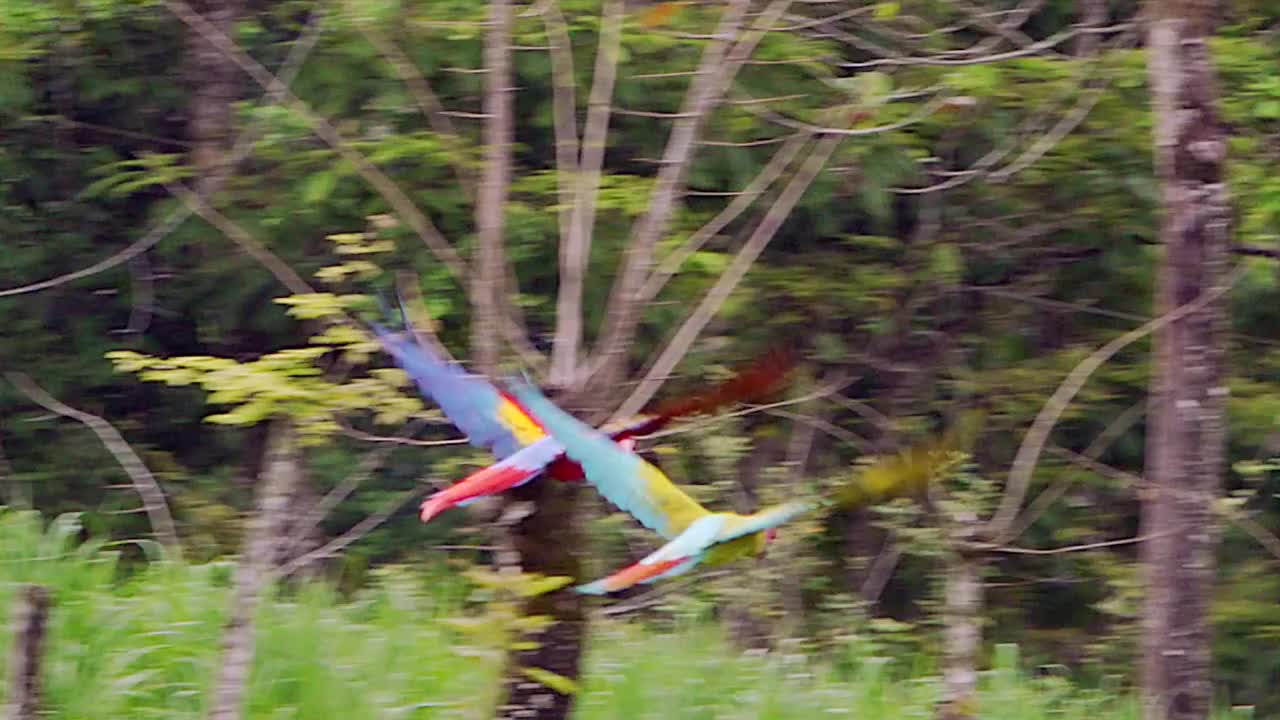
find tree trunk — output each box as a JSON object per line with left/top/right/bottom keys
{"left": 471, "top": 0, "right": 515, "bottom": 374}
{"left": 209, "top": 420, "right": 302, "bottom": 720}
{"left": 4, "top": 585, "right": 51, "bottom": 720}
{"left": 495, "top": 477, "right": 585, "bottom": 720}
{"left": 185, "top": 0, "right": 244, "bottom": 194}
{"left": 938, "top": 521, "right": 983, "bottom": 720}
{"left": 1139, "top": 2, "right": 1230, "bottom": 719}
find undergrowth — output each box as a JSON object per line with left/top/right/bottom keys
{"left": 0, "top": 510, "right": 1252, "bottom": 719}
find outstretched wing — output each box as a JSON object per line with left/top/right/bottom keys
{"left": 372, "top": 324, "right": 545, "bottom": 458}
{"left": 575, "top": 515, "right": 726, "bottom": 595}
{"left": 508, "top": 379, "right": 709, "bottom": 539}
{"left": 607, "top": 347, "right": 797, "bottom": 441}
{"left": 718, "top": 501, "right": 814, "bottom": 542}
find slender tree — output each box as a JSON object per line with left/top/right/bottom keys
{"left": 1139, "top": 1, "right": 1231, "bottom": 718}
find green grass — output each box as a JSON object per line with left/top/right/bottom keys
{"left": 0, "top": 510, "right": 1252, "bottom": 719}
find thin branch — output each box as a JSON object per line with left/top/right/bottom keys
{"left": 980, "top": 532, "right": 1168, "bottom": 555}
{"left": 6, "top": 373, "right": 181, "bottom": 557}
{"left": 162, "top": 0, "right": 467, "bottom": 282}
{"left": 985, "top": 262, "right": 1249, "bottom": 542}
{"left": 613, "top": 133, "right": 841, "bottom": 419}
{"left": 549, "top": 0, "right": 624, "bottom": 386}
{"left": 638, "top": 132, "right": 808, "bottom": 304}
{"left": 333, "top": 420, "right": 469, "bottom": 447}
{"left": 117, "top": 252, "right": 155, "bottom": 336}
{"left": 837, "top": 22, "right": 1131, "bottom": 69}
{"left": 738, "top": 91, "right": 954, "bottom": 137}
{"left": 274, "top": 484, "right": 428, "bottom": 579}
{"left": 765, "top": 408, "right": 870, "bottom": 452}
{"left": 1235, "top": 245, "right": 1280, "bottom": 261}
{"left": 167, "top": 183, "right": 314, "bottom": 295}
{"left": 0, "top": 7, "right": 325, "bottom": 298}
{"left": 284, "top": 418, "right": 430, "bottom": 559}
{"left": 356, "top": 21, "right": 476, "bottom": 201}
{"left": 988, "top": 30, "right": 1138, "bottom": 182}
{"left": 1050, "top": 445, "right": 1280, "bottom": 565}
{"left": 589, "top": 0, "right": 786, "bottom": 389}
{"left": 1004, "top": 399, "right": 1146, "bottom": 541}
{"left": 860, "top": 536, "right": 903, "bottom": 604}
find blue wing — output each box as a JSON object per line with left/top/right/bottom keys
{"left": 371, "top": 324, "right": 544, "bottom": 459}
{"left": 719, "top": 501, "right": 814, "bottom": 542}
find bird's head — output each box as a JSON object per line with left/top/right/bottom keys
{"left": 755, "top": 528, "right": 779, "bottom": 557}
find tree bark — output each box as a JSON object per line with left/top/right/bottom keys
{"left": 494, "top": 476, "right": 586, "bottom": 720}
{"left": 4, "top": 585, "right": 51, "bottom": 720}
{"left": 185, "top": 0, "right": 244, "bottom": 194}
{"left": 209, "top": 420, "right": 302, "bottom": 720}
{"left": 471, "top": 0, "right": 515, "bottom": 374}
{"left": 1139, "top": 2, "right": 1230, "bottom": 719}
{"left": 938, "top": 519, "right": 983, "bottom": 720}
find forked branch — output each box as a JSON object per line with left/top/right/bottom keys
{"left": 6, "top": 373, "right": 181, "bottom": 557}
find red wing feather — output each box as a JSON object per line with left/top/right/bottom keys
{"left": 619, "top": 347, "right": 797, "bottom": 439}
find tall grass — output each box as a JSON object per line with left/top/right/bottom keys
{"left": 0, "top": 510, "right": 1250, "bottom": 719}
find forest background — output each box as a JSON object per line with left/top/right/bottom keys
{"left": 1, "top": 0, "right": 1279, "bottom": 718}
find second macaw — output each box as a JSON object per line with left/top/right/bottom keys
{"left": 507, "top": 377, "right": 815, "bottom": 594}
{"left": 371, "top": 321, "right": 793, "bottom": 523}
{"left": 508, "top": 377, "right": 978, "bottom": 594}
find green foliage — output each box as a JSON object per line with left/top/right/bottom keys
{"left": 0, "top": 513, "right": 1255, "bottom": 720}
{"left": 3, "top": 0, "right": 1280, "bottom": 712}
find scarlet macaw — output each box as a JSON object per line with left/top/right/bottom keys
{"left": 507, "top": 377, "right": 815, "bottom": 594}
{"left": 371, "top": 323, "right": 793, "bottom": 523}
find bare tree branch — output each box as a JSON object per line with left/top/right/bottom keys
{"left": 985, "top": 262, "right": 1249, "bottom": 542}
{"left": 6, "top": 373, "right": 181, "bottom": 556}
{"left": 471, "top": 0, "right": 516, "bottom": 374}
{"left": 162, "top": 0, "right": 467, "bottom": 281}
{"left": 1003, "top": 399, "right": 1146, "bottom": 541}
{"left": 168, "top": 183, "right": 315, "bottom": 295}
{"left": 355, "top": 20, "right": 476, "bottom": 200}
{"left": 549, "top": 0, "right": 624, "bottom": 386}
{"left": 639, "top": 132, "right": 807, "bottom": 304}
{"left": 614, "top": 133, "right": 841, "bottom": 419}
{"left": 980, "top": 533, "right": 1168, "bottom": 555}
{"left": 284, "top": 417, "right": 431, "bottom": 559}
{"left": 589, "top": 0, "right": 788, "bottom": 389}
{"left": 275, "top": 484, "right": 427, "bottom": 579}
{"left": 642, "top": 373, "right": 859, "bottom": 441}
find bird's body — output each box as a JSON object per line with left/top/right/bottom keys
{"left": 507, "top": 378, "right": 813, "bottom": 594}
{"left": 371, "top": 320, "right": 794, "bottom": 523}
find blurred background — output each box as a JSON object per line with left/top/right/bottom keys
{"left": 1, "top": 0, "right": 1278, "bottom": 718}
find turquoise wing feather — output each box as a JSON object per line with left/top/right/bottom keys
{"left": 507, "top": 379, "right": 708, "bottom": 539}
{"left": 719, "top": 501, "right": 814, "bottom": 543}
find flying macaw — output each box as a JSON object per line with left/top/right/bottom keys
{"left": 370, "top": 321, "right": 794, "bottom": 523}
{"left": 508, "top": 378, "right": 980, "bottom": 594}
{"left": 507, "top": 377, "right": 815, "bottom": 594}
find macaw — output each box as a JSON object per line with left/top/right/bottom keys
{"left": 508, "top": 378, "right": 981, "bottom": 594}
{"left": 507, "top": 377, "right": 815, "bottom": 594}
{"left": 370, "top": 322, "right": 793, "bottom": 523}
